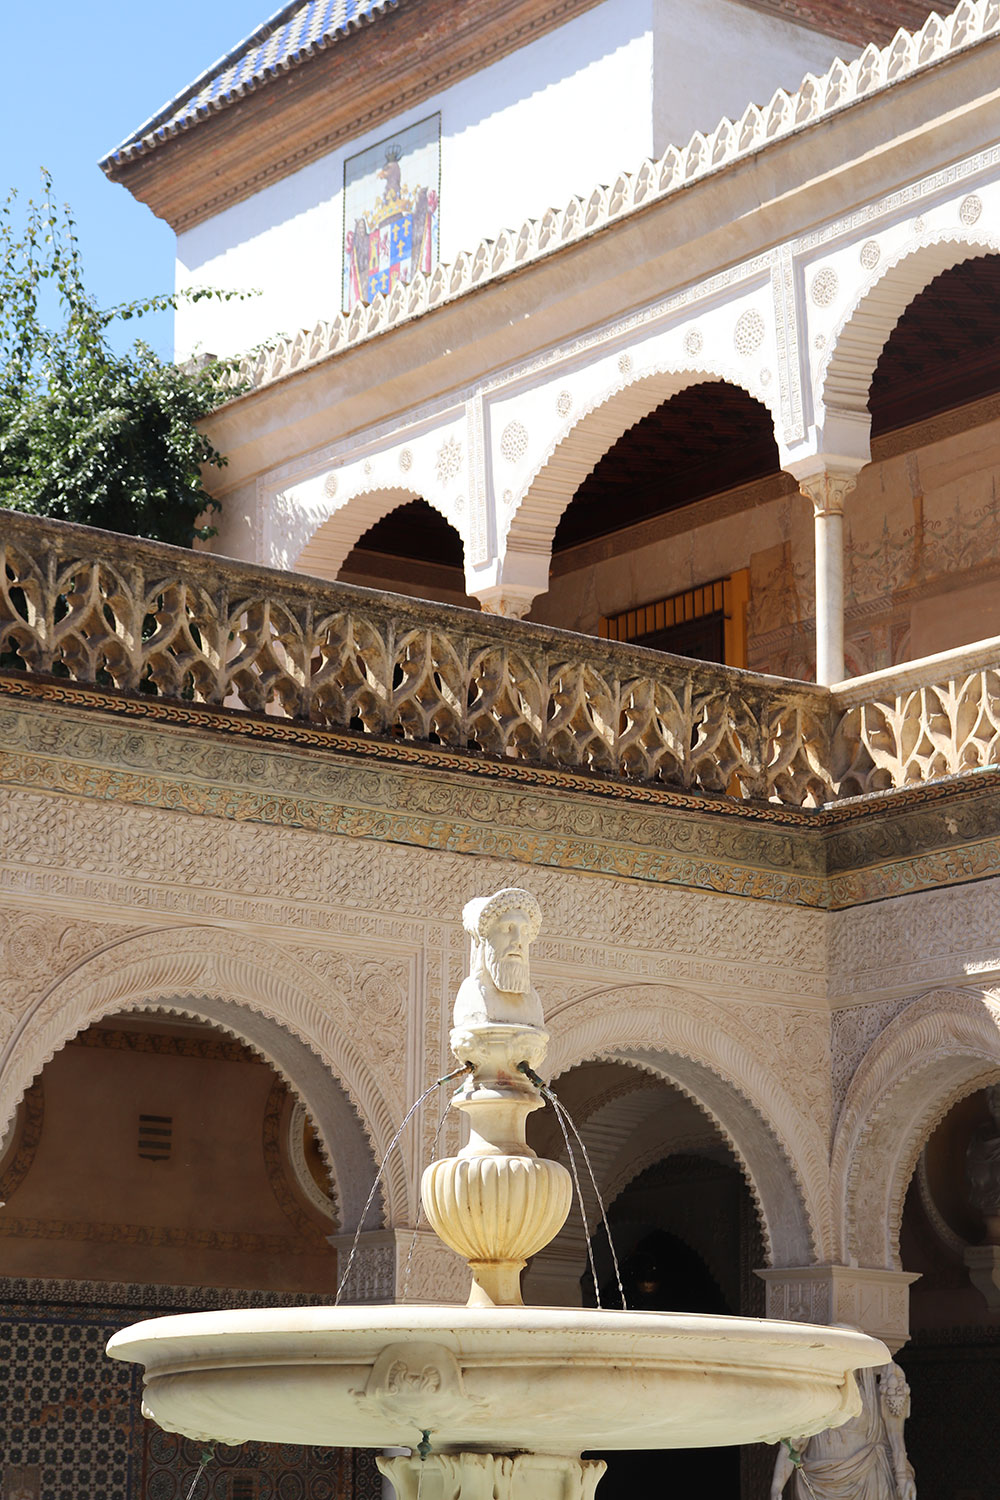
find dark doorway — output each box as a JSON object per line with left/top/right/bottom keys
{"left": 633, "top": 610, "right": 725, "bottom": 663}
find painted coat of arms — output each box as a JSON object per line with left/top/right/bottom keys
{"left": 343, "top": 115, "right": 440, "bottom": 312}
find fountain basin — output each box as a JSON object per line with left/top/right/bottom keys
{"left": 107, "top": 1304, "right": 888, "bottom": 1454}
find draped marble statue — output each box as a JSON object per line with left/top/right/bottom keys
{"left": 770, "top": 1361, "right": 916, "bottom": 1500}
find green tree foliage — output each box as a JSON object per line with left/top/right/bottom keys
{"left": 0, "top": 173, "right": 247, "bottom": 546}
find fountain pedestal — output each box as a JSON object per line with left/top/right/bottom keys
{"left": 378, "top": 1450, "right": 605, "bottom": 1500}
{"left": 420, "top": 1023, "right": 572, "bottom": 1307}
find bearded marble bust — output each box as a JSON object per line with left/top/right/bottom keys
{"left": 452, "top": 888, "right": 545, "bottom": 1031}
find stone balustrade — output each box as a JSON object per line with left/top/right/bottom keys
{"left": 830, "top": 643, "right": 1000, "bottom": 796}
{"left": 2, "top": 510, "right": 998, "bottom": 807}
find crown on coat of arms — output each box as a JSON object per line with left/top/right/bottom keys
{"left": 371, "top": 188, "right": 415, "bottom": 228}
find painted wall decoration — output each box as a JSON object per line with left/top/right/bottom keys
{"left": 343, "top": 115, "right": 441, "bottom": 312}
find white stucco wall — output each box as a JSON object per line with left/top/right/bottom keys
{"left": 174, "top": 0, "right": 846, "bottom": 361}
{"left": 653, "top": 0, "right": 849, "bottom": 155}
{"left": 174, "top": 0, "right": 655, "bottom": 360}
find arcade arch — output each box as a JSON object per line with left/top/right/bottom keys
{"left": 0, "top": 1007, "right": 340, "bottom": 1290}
{"left": 294, "top": 485, "right": 470, "bottom": 605}
{"left": 0, "top": 928, "right": 394, "bottom": 1231}
{"left": 832, "top": 986, "right": 1000, "bottom": 1269}
{"left": 519, "top": 378, "right": 787, "bottom": 645}
{"left": 525, "top": 1059, "right": 758, "bottom": 1300}
{"left": 336, "top": 497, "right": 473, "bottom": 607}
{"left": 545, "top": 985, "right": 826, "bottom": 1268}
{"left": 868, "top": 253, "right": 1000, "bottom": 437}
{"left": 507, "top": 367, "right": 780, "bottom": 567}
{"left": 819, "top": 234, "right": 1000, "bottom": 453}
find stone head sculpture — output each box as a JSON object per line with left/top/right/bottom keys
{"left": 453, "top": 887, "right": 544, "bottom": 1031}
{"left": 424, "top": 888, "right": 571, "bottom": 1306}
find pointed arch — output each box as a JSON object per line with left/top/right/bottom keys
{"left": 504, "top": 365, "right": 779, "bottom": 563}
{"left": 831, "top": 986, "right": 1000, "bottom": 1269}
{"left": 818, "top": 232, "right": 1000, "bottom": 440}
{"left": 0, "top": 927, "right": 406, "bottom": 1230}
{"left": 546, "top": 983, "right": 826, "bottom": 1267}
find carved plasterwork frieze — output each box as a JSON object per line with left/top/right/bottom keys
{"left": 0, "top": 923, "right": 407, "bottom": 1226}
{"left": 830, "top": 876, "right": 1000, "bottom": 1000}
{"left": 0, "top": 792, "right": 832, "bottom": 1007}
{"left": 0, "top": 695, "right": 835, "bottom": 910}
{"left": 831, "top": 997, "right": 916, "bottom": 1117}
{"left": 831, "top": 987, "right": 1000, "bottom": 1268}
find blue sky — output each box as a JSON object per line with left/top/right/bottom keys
{"left": 2, "top": 1, "right": 272, "bottom": 358}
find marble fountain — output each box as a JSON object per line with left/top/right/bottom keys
{"left": 108, "top": 889, "right": 888, "bottom": 1500}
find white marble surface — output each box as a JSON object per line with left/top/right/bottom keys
{"left": 107, "top": 1304, "right": 887, "bottom": 1454}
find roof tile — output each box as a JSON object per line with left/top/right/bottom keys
{"left": 101, "top": 0, "right": 400, "bottom": 168}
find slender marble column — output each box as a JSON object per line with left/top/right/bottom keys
{"left": 797, "top": 470, "right": 858, "bottom": 687}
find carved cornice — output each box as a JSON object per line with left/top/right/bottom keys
{"left": 4, "top": 685, "right": 1000, "bottom": 911}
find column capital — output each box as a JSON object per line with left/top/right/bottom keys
{"left": 796, "top": 468, "right": 860, "bottom": 518}
{"left": 477, "top": 588, "right": 536, "bottom": 619}
{"left": 756, "top": 1264, "right": 920, "bottom": 1352}
{"left": 467, "top": 547, "right": 549, "bottom": 618}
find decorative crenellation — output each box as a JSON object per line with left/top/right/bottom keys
{"left": 228, "top": 0, "right": 1000, "bottom": 393}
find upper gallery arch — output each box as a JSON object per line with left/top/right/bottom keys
{"left": 816, "top": 234, "right": 1000, "bottom": 462}
{"left": 503, "top": 369, "right": 782, "bottom": 566}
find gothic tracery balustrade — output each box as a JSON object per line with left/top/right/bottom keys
{"left": 2, "top": 510, "right": 998, "bottom": 806}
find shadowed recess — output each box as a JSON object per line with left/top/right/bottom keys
{"left": 554, "top": 383, "right": 782, "bottom": 552}
{"left": 870, "top": 254, "right": 1000, "bottom": 437}
{"left": 344, "top": 497, "right": 465, "bottom": 569}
